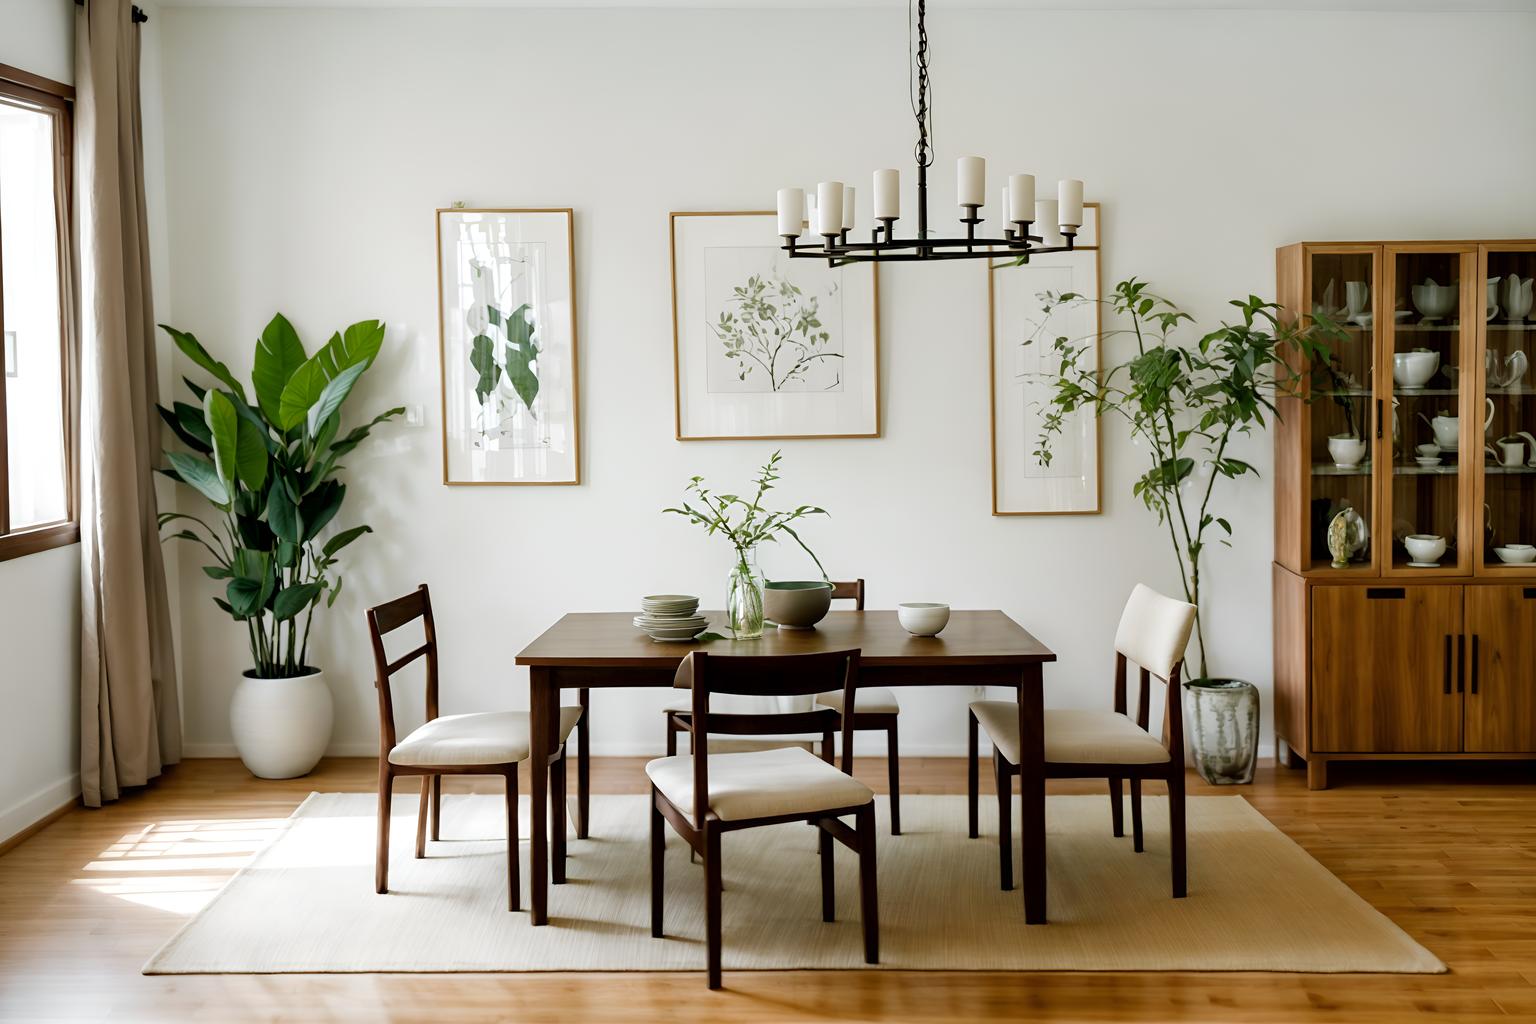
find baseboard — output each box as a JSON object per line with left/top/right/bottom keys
{"left": 183, "top": 741, "right": 379, "bottom": 759}
{"left": 181, "top": 743, "right": 1285, "bottom": 762}
{"left": 0, "top": 775, "right": 80, "bottom": 854}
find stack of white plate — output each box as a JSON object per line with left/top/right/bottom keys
{"left": 633, "top": 594, "right": 706, "bottom": 642}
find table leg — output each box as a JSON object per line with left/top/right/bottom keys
{"left": 1018, "top": 664, "right": 1046, "bottom": 924}
{"left": 529, "top": 667, "right": 555, "bottom": 925}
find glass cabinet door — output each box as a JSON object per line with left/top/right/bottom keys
{"left": 1383, "top": 245, "right": 1476, "bottom": 575}
{"left": 1480, "top": 245, "right": 1536, "bottom": 571}
{"left": 1305, "top": 249, "right": 1377, "bottom": 572}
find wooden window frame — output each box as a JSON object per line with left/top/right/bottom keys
{"left": 0, "top": 64, "right": 78, "bottom": 562}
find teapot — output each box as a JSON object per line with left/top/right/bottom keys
{"left": 1420, "top": 398, "right": 1495, "bottom": 450}
{"left": 1505, "top": 274, "right": 1534, "bottom": 323}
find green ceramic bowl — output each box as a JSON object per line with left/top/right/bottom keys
{"left": 763, "top": 580, "right": 833, "bottom": 630}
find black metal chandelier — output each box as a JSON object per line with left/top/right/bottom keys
{"left": 778, "top": 0, "right": 1083, "bottom": 267}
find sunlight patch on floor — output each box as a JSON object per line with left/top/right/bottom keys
{"left": 72, "top": 817, "right": 288, "bottom": 915}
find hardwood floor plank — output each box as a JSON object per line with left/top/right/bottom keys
{"left": 1, "top": 756, "right": 1534, "bottom": 1022}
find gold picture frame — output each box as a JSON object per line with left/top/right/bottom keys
{"left": 988, "top": 202, "right": 1102, "bottom": 515}
{"left": 435, "top": 207, "right": 581, "bottom": 485}
{"left": 670, "top": 211, "right": 881, "bottom": 441}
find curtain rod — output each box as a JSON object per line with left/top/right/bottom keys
{"left": 74, "top": 1, "right": 149, "bottom": 24}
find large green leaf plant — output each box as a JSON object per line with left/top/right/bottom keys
{"left": 157, "top": 314, "right": 403, "bottom": 678}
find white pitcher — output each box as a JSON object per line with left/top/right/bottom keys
{"left": 1505, "top": 274, "right": 1534, "bottom": 322}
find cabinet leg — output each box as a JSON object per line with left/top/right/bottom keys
{"left": 1306, "top": 756, "right": 1329, "bottom": 791}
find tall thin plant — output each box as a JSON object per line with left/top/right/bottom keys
{"left": 1028, "top": 278, "right": 1339, "bottom": 678}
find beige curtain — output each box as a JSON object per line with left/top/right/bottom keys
{"left": 77, "top": 0, "right": 181, "bottom": 808}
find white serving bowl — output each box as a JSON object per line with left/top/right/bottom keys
{"left": 1494, "top": 544, "right": 1536, "bottom": 564}
{"left": 1411, "top": 281, "right": 1456, "bottom": 320}
{"left": 898, "top": 602, "right": 950, "bottom": 637}
{"left": 1404, "top": 534, "right": 1446, "bottom": 564}
{"left": 1327, "top": 435, "right": 1367, "bottom": 467}
{"left": 1393, "top": 350, "right": 1440, "bottom": 389}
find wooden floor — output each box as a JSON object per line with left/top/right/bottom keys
{"left": 2, "top": 756, "right": 1535, "bottom": 1023}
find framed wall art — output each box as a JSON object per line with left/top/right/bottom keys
{"left": 670, "top": 211, "right": 880, "bottom": 440}
{"left": 989, "top": 202, "right": 1102, "bottom": 515}
{"left": 436, "top": 207, "right": 580, "bottom": 485}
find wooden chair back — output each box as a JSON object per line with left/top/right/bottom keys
{"left": 830, "top": 579, "right": 865, "bottom": 610}
{"left": 1109, "top": 584, "right": 1197, "bottom": 755}
{"left": 674, "top": 649, "right": 861, "bottom": 827}
{"left": 365, "top": 584, "right": 439, "bottom": 756}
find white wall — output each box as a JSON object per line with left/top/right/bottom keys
{"left": 0, "top": 0, "right": 77, "bottom": 844}
{"left": 156, "top": 5, "right": 1536, "bottom": 757}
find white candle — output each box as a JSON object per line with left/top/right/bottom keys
{"left": 1058, "top": 179, "right": 1084, "bottom": 228}
{"left": 1035, "top": 199, "right": 1062, "bottom": 246}
{"left": 803, "top": 193, "right": 814, "bottom": 231}
{"left": 1008, "top": 174, "right": 1035, "bottom": 223}
{"left": 957, "top": 156, "right": 985, "bottom": 207}
{"left": 873, "top": 168, "right": 900, "bottom": 219}
{"left": 776, "top": 188, "right": 804, "bottom": 237}
{"left": 817, "top": 181, "right": 844, "bottom": 236}
{"left": 842, "top": 185, "right": 856, "bottom": 231}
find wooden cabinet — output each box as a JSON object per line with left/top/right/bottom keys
{"left": 1273, "top": 239, "right": 1536, "bottom": 787}
{"left": 1311, "top": 585, "right": 1462, "bottom": 753}
{"left": 1464, "top": 585, "right": 1536, "bottom": 753}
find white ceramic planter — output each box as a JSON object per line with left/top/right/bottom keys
{"left": 230, "top": 668, "right": 334, "bottom": 779}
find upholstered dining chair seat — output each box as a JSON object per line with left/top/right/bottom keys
{"left": 969, "top": 701, "right": 1172, "bottom": 766}
{"left": 814, "top": 686, "right": 900, "bottom": 715}
{"left": 389, "top": 707, "right": 582, "bottom": 767}
{"left": 645, "top": 746, "right": 874, "bottom": 823}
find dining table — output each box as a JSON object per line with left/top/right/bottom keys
{"left": 513, "top": 608, "right": 1057, "bottom": 926}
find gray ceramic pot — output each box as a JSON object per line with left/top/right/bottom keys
{"left": 1183, "top": 677, "right": 1260, "bottom": 785}
{"left": 762, "top": 580, "right": 833, "bottom": 629}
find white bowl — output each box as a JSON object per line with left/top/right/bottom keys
{"left": 1327, "top": 436, "right": 1367, "bottom": 467}
{"left": 898, "top": 602, "right": 950, "bottom": 637}
{"left": 1411, "top": 281, "right": 1456, "bottom": 320}
{"left": 1393, "top": 350, "right": 1440, "bottom": 389}
{"left": 1404, "top": 534, "right": 1446, "bottom": 564}
{"left": 1494, "top": 544, "right": 1536, "bottom": 564}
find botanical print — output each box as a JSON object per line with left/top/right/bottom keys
{"left": 438, "top": 208, "right": 579, "bottom": 484}
{"left": 671, "top": 211, "right": 878, "bottom": 440}
{"left": 1008, "top": 266, "right": 1084, "bottom": 481}
{"left": 703, "top": 247, "right": 845, "bottom": 394}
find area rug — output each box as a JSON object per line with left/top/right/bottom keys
{"left": 144, "top": 793, "right": 1444, "bottom": 974}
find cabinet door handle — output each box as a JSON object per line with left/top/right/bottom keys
{"left": 1471, "top": 634, "right": 1480, "bottom": 696}
{"left": 1376, "top": 399, "right": 1383, "bottom": 440}
{"left": 1524, "top": 587, "right": 1536, "bottom": 600}
{"left": 1457, "top": 634, "right": 1466, "bottom": 694}
{"left": 1443, "top": 635, "right": 1453, "bottom": 695}
{"left": 1366, "top": 587, "right": 1405, "bottom": 600}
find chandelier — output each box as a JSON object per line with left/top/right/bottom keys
{"left": 777, "top": 0, "right": 1083, "bottom": 267}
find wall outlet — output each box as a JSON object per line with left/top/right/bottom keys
{"left": 405, "top": 404, "right": 425, "bottom": 427}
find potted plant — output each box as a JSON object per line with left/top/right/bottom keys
{"left": 157, "top": 314, "right": 402, "bottom": 778}
{"left": 1028, "top": 279, "right": 1340, "bottom": 783}
{"left": 663, "top": 451, "right": 829, "bottom": 638}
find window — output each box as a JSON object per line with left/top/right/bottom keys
{"left": 0, "top": 65, "right": 75, "bottom": 560}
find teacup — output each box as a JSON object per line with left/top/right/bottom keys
{"left": 1416, "top": 442, "right": 1442, "bottom": 458}
{"left": 1328, "top": 435, "right": 1367, "bottom": 468}
{"left": 1493, "top": 438, "right": 1526, "bottom": 467}
{"left": 1404, "top": 534, "right": 1447, "bottom": 565}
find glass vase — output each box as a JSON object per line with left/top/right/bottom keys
{"left": 726, "top": 548, "right": 764, "bottom": 640}
{"left": 1183, "top": 678, "right": 1259, "bottom": 785}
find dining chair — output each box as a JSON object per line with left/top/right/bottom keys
{"left": 967, "top": 584, "right": 1197, "bottom": 898}
{"left": 648, "top": 649, "right": 879, "bottom": 989}
{"left": 366, "top": 584, "right": 584, "bottom": 911}
{"left": 662, "top": 579, "right": 904, "bottom": 833}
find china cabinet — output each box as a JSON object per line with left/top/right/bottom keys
{"left": 1273, "top": 240, "right": 1536, "bottom": 789}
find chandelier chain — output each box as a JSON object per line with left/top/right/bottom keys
{"left": 909, "top": 0, "right": 933, "bottom": 171}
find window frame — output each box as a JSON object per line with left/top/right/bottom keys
{"left": 0, "top": 64, "right": 78, "bottom": 562}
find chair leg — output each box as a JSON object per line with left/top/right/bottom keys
{"left": 1108, "top": 777, "right": 1124, "bottom": 838}
{"left": 819, "top": 819, "right": 835, "bottom": 922}
{"left": 430, "top": 775, "right": 442, "bottom": 842}
{"left": 649, "top": 789, "right": 665, "bottom": 937}
{"left": 506, "top": 768, "right": 520, "bottom": 912}
{"left": 703, "top": 822, "right": 723, "bottom": 990}
{"left": 967, "top": 709, "right": 979, "bottom": 839}
{"left": 576, "top": 689, "right": 591, "bottom": 840}
{"left": 375, "top": 768, "right": 392, "bottom": 895}
{"left": 415, "top": 776, "right": 430, "bottom": 859}
{"left": 857, "top": 802, "right": 879, "bottom": 965}
{"left": 886, "top": 721, "right": 902, "bottom": 836}
{"left": 994, "top": 749, "right": 1013, "bottom": 892}
{"left": 551, "top": 750, "right": 568, "bottom": 885}
{"left": 1170, "top": 771, "right": 1188, "bottom": 899}
{"left": 1130, "top": 778, "right": 1145, "bottom": 853}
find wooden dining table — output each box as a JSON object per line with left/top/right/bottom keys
{"left": 514, "top": 609, "right": 1057, "bottom": 926}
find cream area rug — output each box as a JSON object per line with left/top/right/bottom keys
{"left": 144, "top": 793, "right": 1444, "bottom": 975}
